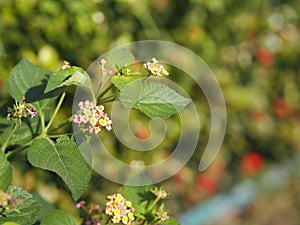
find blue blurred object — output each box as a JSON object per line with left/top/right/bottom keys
{"left": 178, "top": 155, "right": 300, "bottom": 225}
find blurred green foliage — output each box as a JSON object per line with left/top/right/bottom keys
{"left": 1, "top": 0, "right": 300, "bottom": 222}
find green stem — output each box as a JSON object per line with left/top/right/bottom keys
{"left": 147, "top": 197, "right": 160, "bottom": 212}
{"left": 48, "top": 133, "right": 72, "bottom": 139}
{"left": 48, "top": 116, "right": 73, "bottom": 133}
{"left": 6, "top": 139, "right": 33, "bottom": 159}
{"left": 1, "top": 123, "right": 17, "bottom": 153}
{"left": 95, "top": 83, "right": 102, "bottom": 98}
{"left": 40, "top": 108, "right": 46, "bottom": 132}
{"left": 103, "top": 216, "right": 111, "bottom": 225}
{"left": 45, "top": 90, "right": 67, "bottom": 133}
{"left": 98, "top": 95, "right": 116, "bottom": 104}
{"left": 98, "top": 83, "right": 113, "bottom": 99}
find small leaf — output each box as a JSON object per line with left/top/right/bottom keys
{"left": 107, "top": 48, "right": 135, "bottom": 70}
{"left": 111, "top": 75, "right": 144, "bottom": 90}
{"left": 0, "top": 150, "right": 12, "bottom": 190}
{"left": 0, "top": 186, "right": 41, "bottom": 225}
{"left": 6, "top": 56, "right": 61, "bottom": 111}
{"left": 157, "top": 217, "right": 180, "bottom": 225}
{"left": 27, "top": 136, "right": 92, "bottom": 200}
{"left": 40, "top": 210, "right": 78, "bottom": 225}
{"left": 44, "top": 66, "right": 92, "bottom": 93}
{"left": 118, "top": 80, "right": 191, "bottom": 119}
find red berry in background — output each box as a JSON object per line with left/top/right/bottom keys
{"left": 273, "top": 98, "right": 293, "bottom": 119}
{"left": 256, "top": 48, "right": 274, "bottom": 66}
{"left": 215, "top": 159, "right": 227, "bottom": 179}
{"left": 241, "top": 152, "right": 264, "bottom": 175}
{"left": 196, "top": 174, "right": 217, "bottom": 195}
{"left": 209, "top": 159, "right": 227, "bottom": 181}
{"left": 173, "top": 171, "right": 184, "bottom": 182}
{"left": 251, "top": 109, "right": 266, "bottom": 122}
{"left": 173, "top": 167, "right": 193, "bottom": 183}
{"left": 133, "top": 125, "right": 151, "bottom": 140}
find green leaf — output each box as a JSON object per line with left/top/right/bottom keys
{"left": 118, "top": 80, "right": 191, "bottom": 119}
{"left": 32, "top": 193, "right": 55, "bottom": 221}
{"left": 0, "top": 151, "right": 12, "bottom": 190}
{"left": 122, "top": 185, "right": 155, "bottom": 215}
{"left": 44, "top": 66, "right": 92, "bottom": 93}
{"left": 111, "top": 75, "right": 144, "bottom": 90}
{"left": 157, "top": 217, "right": 180, "bottom": 225}
{"left": 27, "top": 136, "right": 92, "bottom": 200}
{"left": 107, "top": 48, "right": 135, "bottom": 70}
{"left": 40, "top": 210, "right": 78, "bottom": 225}
{"left": 6, "top": 56, "right": 62, "bottom": 111}
{"left": 0, "top": 186, "right": 41, "bottom": 225}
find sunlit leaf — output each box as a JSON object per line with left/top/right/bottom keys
{"left": 44, "top": 66, "right": 92, "bottom": 93}
{"left": 6, "top": 56, "right": 61, "bottom": 111}
{"left": 111, "top": 75, "right": 144, "bottom": 90}
{"left": 118, "top": 80, "right": 191, "bottom": 119}
{"left": 107, "top": 48, "right": 135, "bottom": 70}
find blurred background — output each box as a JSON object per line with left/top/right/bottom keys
{"left": 0, "top": 0, "right": 300, "bottom": 224}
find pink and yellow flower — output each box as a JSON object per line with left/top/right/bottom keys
{"left": 144, "top": 58, "right": 169, "bottom": 76}
{"left": 105, "top": 194, "right": 135, "bottom": 224}
{"left": 73, "top": 100, "right": 112, "bottom": 134}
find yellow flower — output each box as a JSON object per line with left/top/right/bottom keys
{"left": 81, "top": 115, "right": 89, "bottom": 123}
{"left": 90, "top": 116, "right": 98, "bottom": 125}
{"left": 94, "top": 127, "right": 101, "bottom": 134}
{"left": 113, "top": 208, "right": 120, "bottom": 215}
{"left": 112, "top": 215, "right": 121, "bottom": 223}
{"left": 128, "top": 212, "right": 134, "bottom": 220}
{"left": 99, "top": 118, "right": 106, "bottom": 126}
{"left": 125, "top": 201, "right": 132, "bottom": 208}
{"left": 105, "top": 207, "right": 113, "bottom": 215}
{"left": 84, "top": 108, "right": 92, "bottom": 116}
{"left": 122, "top": 215, "right": 128, "bottom": 224}
{"left": 96, "top": 105, "right": 104, "bottom": 112}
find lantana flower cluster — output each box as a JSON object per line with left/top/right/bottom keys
{"left": 73, "top": 100, "right": 112, "bottom": 134}
{"left": 0, "top": 190, "right": 11, "bottom": 207}
{"left": 0, "top": 190, "right": 22, "bottom": 216}
{"left": 156, "top": 204, "right": 169, "bottom": 221}
{"left": 151, "top": 187, "right": 168, "bottom": 199}
{"left": 105, "top": 194, "right": 135, "bottom": 224}
{"left": 6, "top": 96, "right": 37, "bottom": 121}
{"left": 61, "top": 60, "right": 71, "bottom": 70}
{"left": 144, "top": 58, "right": 169, "bottom": 76}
